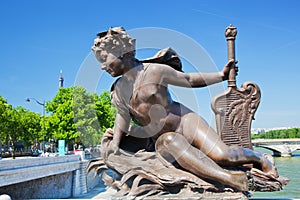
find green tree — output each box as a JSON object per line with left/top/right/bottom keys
{"left": 94, "top": 90, "right": 117, "bottom": 136}
{"left": 74, "top": 88, "right": 117, "bottom": 146}
{"left": 296, "top": 128, "right": 300, "bottom": 138}
{"left": 1, "top": 107, "right": 17, "bottom": 145}
{"left": 288, "top": 128, "right": 297, "bottom": 138}
{"left": 0, "top": 104, "right": 24, "bottom": 158}
{"left": 0, "top": 89, "right": 114, "bottom": 155}
{"left": 252, "top": 128, "right": 300, "bottom": 140}
{"left": 0, "top": 96, "right": 11, "bottom": 144}
{"left": 279, "top": 130, "right": 287, "bottom": 138}
{"left": 45, "top": 87, "right": 77, "bottom": 146}
{"left": 45, "top": 86, "right": 116, "bottom": 148}
{"left": 0, "top": 96, "right": 42, "bottom": 152}
{"left": 73, "top": 87, "right": 102, "bottom": 147}
{"left": 17, "top": 107, "right": 41, "bottom": 147}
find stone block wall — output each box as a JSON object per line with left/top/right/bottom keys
{"left": 0, "top": 172, "right": 73, "bottom": 199}
{"left": 0, "top": 155, "right": 100, "bottom": 199}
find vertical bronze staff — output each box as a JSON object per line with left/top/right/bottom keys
{"left": 225, "top": 24, "right": 237, "bottom": 87}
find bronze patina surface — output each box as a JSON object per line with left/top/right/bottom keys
{"left": 88, "top": 25, "right": 289, "bottom": 199}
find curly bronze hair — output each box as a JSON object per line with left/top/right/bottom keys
{"left": 92, "top": 27, "right": 136, "bottom": 57}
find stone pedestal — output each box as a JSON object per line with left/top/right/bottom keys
{"left": 93, "top": 186, "right": 249, "bottom": 200}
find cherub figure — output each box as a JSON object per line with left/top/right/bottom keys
{"left": 92, "top": 26, "right": 278, "bottom": 191}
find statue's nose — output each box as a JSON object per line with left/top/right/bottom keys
{"left": 91, "top": 46, "right": 95, "bottom": 51}
{"left": 101, "top": 64, "right": 108, "bottom": 70}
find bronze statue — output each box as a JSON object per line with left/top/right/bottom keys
{"left": 88, "top": 26, "right": 288, "bottom": 198}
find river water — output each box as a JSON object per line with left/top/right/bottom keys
{"left": 251, "top": 148, "right": 300, "bottom": 199}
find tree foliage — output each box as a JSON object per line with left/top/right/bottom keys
{"left": 45, "top": 87, "right": 77, "bottom": 144}
{"left": 45, "top": 86, "right": 116, "bottom": 147}
{"left": 94, "top": 90, "right": 117, "bottom": 135}
{"left": 0, "top": 96, "right": 41, "bottom": 150}
{"left": 0, "top": 87, "right": 116, "bottom": 150}
{"left": 73, "top": 87, "right": 110, "bottom": 147}
{"left": 15, "top": 106, "right": 41, "bottom": 146}
{"left": 251, "top": 128, "right": 300, "bottom": 139}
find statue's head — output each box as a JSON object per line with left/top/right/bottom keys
{"left": 92, "top": 27, "right": 136, "bottom": 61}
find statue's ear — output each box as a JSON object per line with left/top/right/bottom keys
{"left": 123, "top": 51, "right": 135, "bottom": 58}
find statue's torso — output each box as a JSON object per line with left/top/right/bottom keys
{"left": 114, "top": 63, "right": 188, "bottom": 136}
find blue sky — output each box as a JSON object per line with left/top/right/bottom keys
{"left": 0, "top": 0, "right": 299, "bottom": 129}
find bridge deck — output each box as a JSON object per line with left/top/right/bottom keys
{"left": 252, "top": 138, "right": 300, "bottom": 144}
{"left": 252, "top": 138, "right": 300, "bottom": 156}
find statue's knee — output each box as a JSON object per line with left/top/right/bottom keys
{"left": 213, "top": 148, "right": 238, "bottom": 164}
{"left": 155, "top": 132, "right": 181, "bottom": 163}
{"left": 156, "top": 132, "right": 180, "bottom": 151}
{"left": 209, "top": 147, "right": 230, "bottom": 164}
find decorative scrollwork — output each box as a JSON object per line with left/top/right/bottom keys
{"left": 227, "top": 82, "right": 261, "bottom": 128}
{"left": 211, "top": 82, "right": 261, "bottom": 149}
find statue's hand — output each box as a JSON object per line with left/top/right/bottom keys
{"left": 108, "top": 140, "right": 120, "bottom": 155}
{"left": 222, "top": 59, "right": 238, "bottom": 80}
{"left": 103, "top": 128, "right": 114, "bottom": 138}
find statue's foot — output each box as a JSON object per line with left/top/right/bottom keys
{"left": 278, "top": 175, "right": 290, "bottom": 186}
{"left": 229, "top": 171, "right": 249, "bottom": 191}
{"left": 263, "top": 153, "right": 274, "bottom": 164}
{"left": 262, "top": 153, "right": 278, "bottom": 178}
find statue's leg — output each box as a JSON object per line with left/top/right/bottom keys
{"left": 155, "top": 132, "right": 248, "bottom": 191}
{"left": 180, "top": 113, "right": 275, "bottom": 176}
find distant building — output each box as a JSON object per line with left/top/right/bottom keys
{"left": 59, "top": 70, "right": 64, "bottom": 88}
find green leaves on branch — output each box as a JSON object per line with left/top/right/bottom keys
{"left": 0, "top": 97, "right": 41, "bottom": 147}
{"left": 0, "top": 87, "right": 116, "bottom": 148}
{"left": 46, "top": 87, "right": 78, "bottom": 143}
{"left": 45, "top": 86, "right": 116, "bottom": 146}
{"left": 251, "top": 128, "right": 300, "bottom": 139}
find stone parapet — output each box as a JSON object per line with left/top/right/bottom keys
{"left": 0, "top": 155, "right": 81, "bottom": 187}
{"left": 0, "top": 155, "right": 96, "bottom": 199}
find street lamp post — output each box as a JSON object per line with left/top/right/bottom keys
{"left": 26, "top": 98, "right": 46, "bottom": 153}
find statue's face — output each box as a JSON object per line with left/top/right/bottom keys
{"left": 96, "top": 49, "right": 124, "bottom": 77}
